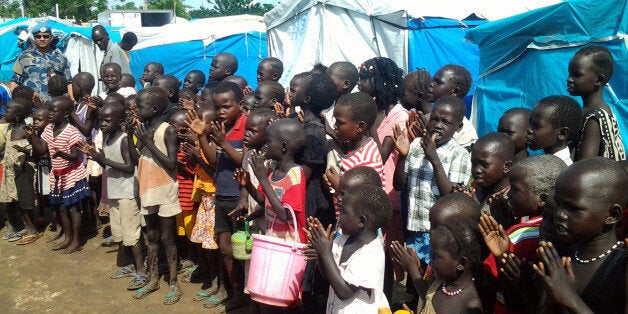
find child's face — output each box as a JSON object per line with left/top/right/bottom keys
{"left": 428, "top": 68, "right": 457, "bottom": 102}
{"left": 288, "top": 77, "right": 304, "bottom": 106}
{"left": 430, "top": 227, "right": 460, "bottom": 281}
{"left": 263, "top": 124, "right": 284, "bottom": 160}
{"left": 338, "top": 194, "right": 361, "bottom": 235}
{"left": 427, "top": 103, "right": 462, "bottom": 146}
{"left": 210, "top": 55, "right": 231, "bottom": 81}
{"left": 213, "top": 91, "right": 241, "bottom": 126}
{"left": 333, "top": 105, "right": 362, "bottom": 143}
{"left": 257, "top": 61, "right": 275, "bottom": 82}
{"left": 99, "top": 107, "right": 122, "bottom": 135}
{"left": 101, "top": 67, "right": 121, "bottom": 90}
{"left": 3, "top": 103, "right": 18, "bottom": 123}
{"left": 32, "top": 110, "right": 49, "bottom": 132}
{"left": 169, "top": 114, "right": 188, "bottom": 132}
{"left": 327, "top": 67, "right": 348, "bottom": 97}
{"left": 254, "top": 85, "right": 276, "bottom": 109}
{"left": 526, "top": 105, "right": 559, "bottom": 151}
{"left": 48, "top": 101, "right": 68, "bottom": 124}
{"left": 498, "top": 113, "right": 529, "bottom": 152}
{"left": 199, "top": 88, "right": 214, "bottom": 108}
{"left": 471, "top": 142, "right": 509, "bottom": 188}
{"left": 244, "top": 116, "right": 268, "bottom": 150}
{"left": 402, "top": 78, "right": 420, "bottom": 109}
{"left": 550, "top": 168, "right": 610, "bottom": 244}
{"left": 184, "top": 73, "right": 204, "bottom": 91}
{"left": 357, "top": 76, "right": 375, "bottom": 97}
{"left": 136, "top": 94, "right": 155, "bottom": 122}
{"left": 567, "top": 54, "right": 598, "bottom": 97}
{"left": 143, "top": 65, "right": 159, "bottom": 83}
{"left": 507, "top": 167, "right": 541, "bottom": 218}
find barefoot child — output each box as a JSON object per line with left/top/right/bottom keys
{"left": 568, "top": 46, "right": 626, "bottom": 161}
{"left": 497, "top": 108, "right": 531, "bottom": 164}
{"left": 307, "top": 186, "right": 392, "bottom": 312}
{"left": 28, "top": 96, "right": 91, "bottom": 253}
{"left": 83, "top": 102, "right": 147, "bottom": 290}
{"left": 0, "top": 99, "right": 40, "bottom": 245}
{"left": 32, "top": 108, "right": 54, "bottom": 238}
{"left": 533, "top": 157, "right": 628, "bottom": 313}
{"left": 130, "top": 87, "right": 182, "bottom": 304}
{"left": 393, "top": 95, "right": 471, "bottom": 265}
{"left": 526, "top": 95, "right": 583, "bottom": 166}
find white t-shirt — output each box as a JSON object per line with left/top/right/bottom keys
{"left": 553, "top": 146, "right": 573, "bottom": 166}
{"left": 326, "top": 235, "right": 389, "bottom": 313}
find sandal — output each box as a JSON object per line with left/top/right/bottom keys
{"left": 16, "top": 233, "right": 43, "bottom": 245}
{"left": 3, "top": 231, "right": 17, "bottom": 240}
{"left": 133, "top": 285, "right": 159, "bottom": 299}
{"left": 111, "top": 265, "right": 135, "bottom": 279}
{"left": 193, "top": 288, "right": 219, "bottom": 301}
{"left": 7, "top": 233, "right": 22, "bottom": 242}
{"left": 163, "top": 285, "right": 182, "bottom": 305}
{"left": 203, "top": 296, "right": 230, "bottom": 308}
{"left": 127, "top": 274, "right": 148, "bottom": 290}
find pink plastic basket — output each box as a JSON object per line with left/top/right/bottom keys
{"left": 246, "top": 206, "right": 307, "bottom": 307}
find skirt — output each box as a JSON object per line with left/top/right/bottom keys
{"left": 50, "top": 178, "right": 91, "bottom": 207}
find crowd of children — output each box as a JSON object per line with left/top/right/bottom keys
{"left": 1, "top": 44, "right": 627, "bottom": 314}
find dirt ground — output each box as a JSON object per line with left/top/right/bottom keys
{"left": 0, "top": 225, "right": 412, "bottom": 313}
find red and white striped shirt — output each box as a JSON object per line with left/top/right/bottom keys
{"left": 41, "top": 123, "right": 87, "bottom": 191}
{"left": 339, "top": 137, "right": 386, "bottom": 187}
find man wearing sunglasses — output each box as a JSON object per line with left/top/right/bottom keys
{"left": 91, "top": 25, "right": 131, "bottom": 75}
{"left": 10, "top": 22, "right": 72, "bottom": 100}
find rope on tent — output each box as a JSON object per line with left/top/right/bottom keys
{"left": 245, "top": 32, "right": 249, "bottom": 58}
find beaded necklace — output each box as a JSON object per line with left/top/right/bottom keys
{"left": 574, "top": 241, "right": 623, "bottom": 264}
{"left": 440, "top": 281, "right": 465, "bottom": 296}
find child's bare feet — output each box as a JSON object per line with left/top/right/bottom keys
{"left": 51, "top": 238, "right": 71, "bottom": 251}
{"left": 61, "top": 243, "right": 83, "bottom": 254}
{"left": 46, "top": 231, "right": 63, "bottom": 243}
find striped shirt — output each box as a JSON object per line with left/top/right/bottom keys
{"left": 41, "top": 123, "right": 87, "bottom": 191}
{"left": 335, "top": 137, "right": 385, "bottom": 222}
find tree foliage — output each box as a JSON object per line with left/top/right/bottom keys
{"left": 0, "top": 0, "right": 21, "bottom": 18}
{"left": 148, "top": 0, "right": 190, "bottom": 19}
{"left": 190, "top": 0, "right": 274, "bottom": 18}
{"left": 22, "top": 0, "right": 107, "bottom": 22}
{"left": 114, "top": 1, "right": 140, "bottom": 10}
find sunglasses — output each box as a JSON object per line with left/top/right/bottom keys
{"left": 34, "top": 34, "right": 51, "bottom": 39}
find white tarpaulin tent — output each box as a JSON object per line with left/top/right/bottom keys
{"left": 264, "top": 0, "right": 562, "bottom": 86}
{"left": 264, "top": 0, "right": 407, "bottom": 85}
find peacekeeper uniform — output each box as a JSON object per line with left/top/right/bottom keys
{"left": 11, "top": 46, "right": 72, "bottom": 99}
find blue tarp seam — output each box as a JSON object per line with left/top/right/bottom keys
{"left": 527, "top": 34, "right": 625, "bottom": 50}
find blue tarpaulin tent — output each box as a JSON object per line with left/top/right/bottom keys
{"left": 408, "top": 17, "right": 486, "bottom": 115}
{"left": 127, "top": 15, "right": 267, "bottom": 90}
{"left": 466, "top": 0, "right": 628, "bottom": 152}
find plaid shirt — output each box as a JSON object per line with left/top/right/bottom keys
{"left": 404, "top": 138, "right": 471, "bottom": 232}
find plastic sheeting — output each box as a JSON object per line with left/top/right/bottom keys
{"left": 407, "top": 17, "right": 486, "bottom": 116}
{"left": 264, "top": 1, "right": 407, "bottom": 85}
{"left": 466, "top": 0, "right": 628, "bottom": 152}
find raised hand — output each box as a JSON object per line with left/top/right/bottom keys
{"left": 420, "top": 132, "right": 439, "bottom": 163}
{"left": 23, "top": 125, "right": 34, "bottom": 137}
{"left": 178, "top": 96, "right": 196, "bottom": 111}
{"left": 177, "top": 129, "right": 197, "bottom": 144}
{"left": 500, "top": 253, "right": 523, "bottom": 284}
{"left": 248, "top": 151, "right": 268, "bottom": 182}
{"left": 181, "top": 141, "right": 200, "bottom": 159}
{"left": 184, "top": 110, "right": 206, "bottom": 136}
{"left": 273, "top": 102, "right": 287, "bottom": 118}
{"left": 392, "top": 124, "right": 411, "bottom": 156}
{"left": 533, "top": 241, "right": 578, "bottom": 308}
{"left": 390, "top": 241, "right": 422, "bottom": 276}
{"left": 135, "top": 123, "right": 154, "bottom": 145}
{"left": 478, "top": 214, "right": 511, "bottom": 257}
{"left": 208, "top": 121, "right": 227, "bottom": 146}
{"left": 324, "top": 167, "right": 341, "bottom": 192}
{"left": 87, "top": 95, "right": 103, "bottom": 108}
{"left": 243, "top": 86, "right": 254, "bottom": 96}
{"left": 32, "top": 93, "right": 45, "bottom": 108}
{"left": 233, "top": 168, "right": 250, "bottom": 187}
{"left": 307, "top": 219, "right": 333, "bottom": 255}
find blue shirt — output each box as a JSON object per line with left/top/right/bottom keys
{"left": 11, "top": 47, "right": 72, "bottom": 98}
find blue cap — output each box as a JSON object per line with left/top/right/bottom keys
{"left": 32, "top": 22, "right": 51, "bottom": 34}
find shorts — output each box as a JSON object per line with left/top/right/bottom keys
{"left": 110, "top": 198, "right": 142, "bottom": 246}
{"left": 406, "top": 231, "right": 431, "bottom": 266}
{"left": 140, "top": 200, "right": 182, "bottom": 218}
{"left": 214, "top": 196, "right": 238, "bottom": 234}
{"left": 176, "top": 210, "right": 197, "bottom": 238}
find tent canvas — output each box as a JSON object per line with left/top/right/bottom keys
{"left": 466, "top": 0, "right": 628, "bottom": 152}
{"left": 127, "top": 15, "right": 267, "bottom": 90}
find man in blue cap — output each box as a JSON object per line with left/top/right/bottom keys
{"left": 10, "top": 22, "right": 72, "bottom": 100}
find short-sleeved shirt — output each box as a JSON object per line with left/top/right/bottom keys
{"left": 41, "top": 123, "right": 86, "bottom": 191}
{"left": 215, "top": 113, "right": 246, "bottom": 198}
{"left": 326, "top": 235, "right": 389, "bottom": 313}
{"left": 404, "top": 138, "right": 471, "bottom": 232}
{"left": 376, "top": 103, "right": 408, "bottom": 211}
{"left": 101, "top": 40, "right": 131, "bottom": 75}
{"left": 11, "top": 47, "right": 72, "bottom": 98}
{"left": 301, "top": 117, "right": 333, "bottom": 226}
{"left": 258, "top": 166, "right": 307, "bottom": 243}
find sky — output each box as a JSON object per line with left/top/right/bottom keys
{"left": 121, "top": 0, "right": 281, "bottom": 11}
